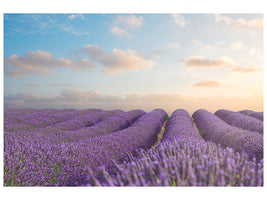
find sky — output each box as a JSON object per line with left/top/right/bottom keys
{"left": 3, "top": 13, "right": 264, "bottom": 115}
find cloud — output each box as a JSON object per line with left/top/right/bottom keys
{"left": 171, "top": 14, "right": 186, "bottom": 27}
{"left": 113, "top": 15, "right": 144, "bottom": 29}
{"left": 190, "top": 79, "right": 224, "bottom": 87}
{"left": 59, "top": 24, "right": 88, "bottom": 35}
{"left": 182, "top": 55, "right": 235, "bottom": 68}
{"left": 4, "top": 90, "right": 263, "bottom": 116}
{"left": 68, "top": 14, "right": 85, "bottom": 20}
{"left": 110, "top": 26, "right": 130, "bottom": 37}
{"left": 60, "top": 89, "right": 102, "bottom": 102}
{"left": 214, "top": 14, "right": 263, "bottom": 31}
{"left": 182, "top": 55, "right": 262, "bottom": 75}
{"left": 82, "top": 44, "right": 155, "bottom": 74}
{"left": 4, "top": 50, "right": 95, "bottom": 78}
{"left": 230, "top": 41, "right": 243, "bottom": 50}
{"left": 154, "top": 42, "right": 180, "bottom": 55}
{"left": 230, "top": 65, "right": 263, "bottom": 73}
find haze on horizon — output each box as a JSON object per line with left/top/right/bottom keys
{"left": 4, "top": 13, "right": 263, "bottom": 116}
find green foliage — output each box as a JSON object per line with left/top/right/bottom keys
{"left": 165, "top": 115, "right": 169, "bottom": 121}
{"left": 169, "top": 178, "right": 176, "bottom": 186}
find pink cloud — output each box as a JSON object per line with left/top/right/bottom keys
{"left": 4, "top": 50, "right": 95, "bottom": 78}
{"left": 82, "top": 44, "right": 155, "bottom": 74}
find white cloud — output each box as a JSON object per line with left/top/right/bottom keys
{"left": 214, "top": 14, "right": 263, "bottom": 31}
{"left": 82, "top": 44, "right": 155, "bottom": 74}
{"left": 190, "top": 79, "right": 224, "bottom": 87}
{"left": 4, "top": 50, "right": 95, "bottom": 78}
{"left": 68, "top": 14, "right": 85, "bottom": 20}
{"left": 171, "top": 14, "right": 186, "bottom": 27}
{"left": 113, "top": 15, "right": 144, "bottom": 29}
{"left": 110, "top": 26, "right": 130, "bottom": 37}
{"left": 230, "top": 41, "right": 243, "bottom": 50}
{"left": 60, "top": 24, "right": 88, "bottom": 35}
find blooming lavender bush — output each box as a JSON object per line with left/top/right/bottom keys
{"left": 4, "top": 108, "right": 103, "bottom": 132}
{"left": 4, "top": 108, "right": 165, "bottom": 186}
{"left": 214, "top": 109, "right": 235, "bottom": 121}
{"left": 78, "top": 109, "right": 167, "bottom": 176}
{"left": 249, "top": 112, "right": 264, "bottom": 121}
{"left": 239, "top": 110, "right": 263, "bottom": 121}
{"left": 82, "top": 140, "right": 263, "bottom": 186}
{"left": 80, "top": 108, "right": 263, "bottom": 186}
{"left": 215, "top": 110, "right": 263, "bottom": 134}
{"left": 39, "top": 109, "right": 145, "bottom": 143}
{"left": 161, "top": 109, "right": 203, "bottom": 143}
{"left": 193, "top": 109, "right": 263, "bottom": 161}
{"left": 239, "top": 110, "right": 255, "bottom": 116}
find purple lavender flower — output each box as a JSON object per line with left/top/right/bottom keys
{"left": 193, "top": 109, "right": 263, "bottom": 161}
{"left": 81, "top": 140, "right": 263, "bottom": 186}
{"left": 215, "top": 109, "right": 263, "bottom": 134}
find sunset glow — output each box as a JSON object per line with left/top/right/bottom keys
{"left": 4, "top": 13, "right": 263, "bottom": 115}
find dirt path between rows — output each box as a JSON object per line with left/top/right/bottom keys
{"left": 153, "top": 120, "right": 168, "bottom": 146}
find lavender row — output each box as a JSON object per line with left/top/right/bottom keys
{"left": 215, "top": 109, "right": 263, "bottom": 134}
{"left": 4, "top": 109, "right": 167, "bottom": 186}
{"left": 239, "top": 109, "right": 255, "bottom": 116}
{"left": 193, "top": 109, "right": 263, "bottom": 161}
{"left": 161, "top": 109, "right": 203, "bottom": 143}
{"left": 239, "top": 110, "right": 264, "bottom": 121}
{"left": 250, "top": 112, "right": 264, "bottom": 121}
{"left": 72, "top": 109, "right": 145, "bottom": 137}
{"left": 213, "top": 109, "right": 235, "bottom": 121}
{"left": 77, "top": 109, "right": 167, "bottom": 176}
{"left": 38, "top": 109, "right": 145, "bottom": 142}
{"left": 35, "top": 110, "right": 119, "bottom": 134}
{"left": 4, "top": 108, "right": 103, "bottom": 132}
{"left": 81, "top": 140, "right": 263, "bottom": 186}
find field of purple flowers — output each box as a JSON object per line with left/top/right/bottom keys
{"left": 4, "top": 108, "right": 263, "bottom": 186}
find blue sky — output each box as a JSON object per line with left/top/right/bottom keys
{"left": 3, "top": 13, "right": 263, "bottom": 115}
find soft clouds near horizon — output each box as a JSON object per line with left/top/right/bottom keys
{"left": 4, "top": 89, "right": 263, "bottom": 116}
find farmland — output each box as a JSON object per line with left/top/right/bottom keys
{"left": 4, "top": 108, "right": 263, "bottom": 186}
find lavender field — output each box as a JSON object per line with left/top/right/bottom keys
{"left": 4, "top": 108, "right": 263, "bottom": 186}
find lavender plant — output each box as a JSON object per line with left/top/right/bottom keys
{"left": 215, "top": 110, "right": 263, "bottom": 134}
{"left": 4, "top": 108, "right": 165, "bottom": 186}
{"left": 82, "top": 140, "right": 263, "bottom": 186}
{"left": 193, "top": 109, "right": 263, "bottom": 161}
{"left": 249, "top": 112, "right": 263, "bottom": 121}
{"left": 80, "top": 109, "right": 263, "bottom": 186}
{"left": 239, "top": 110, "right": 255, "bottom": 116}
{"left": 161, "top": 109, "right": 203, "bottom": 143}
